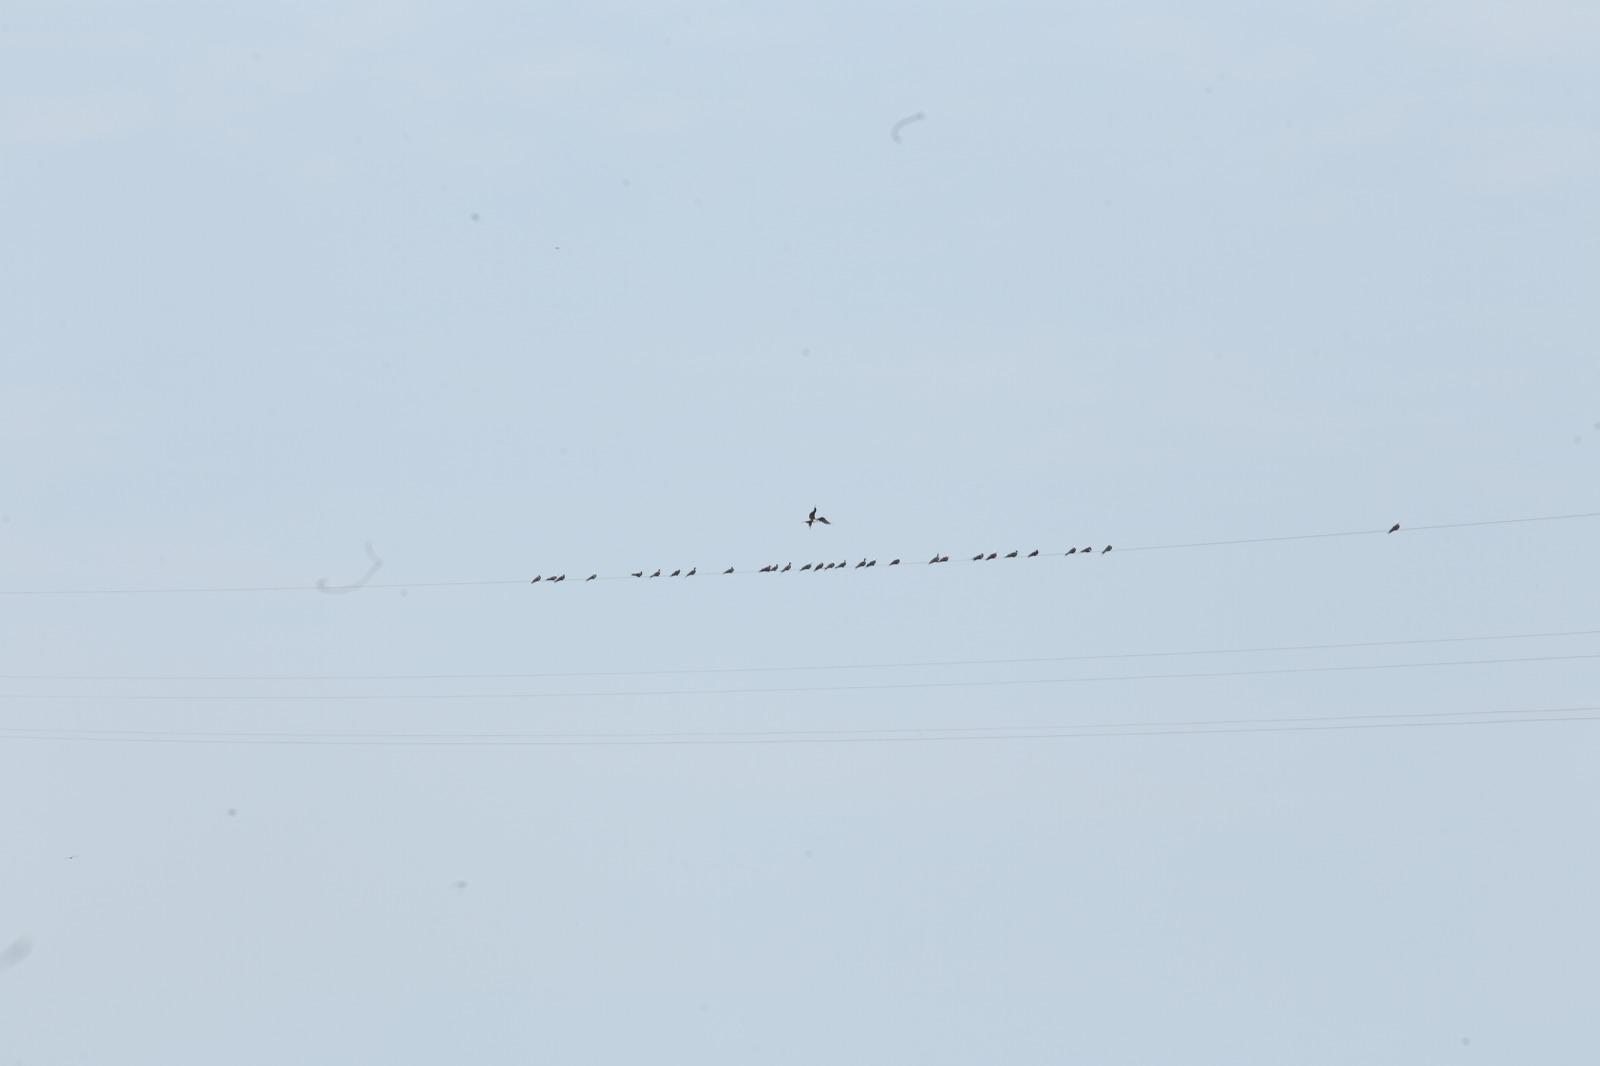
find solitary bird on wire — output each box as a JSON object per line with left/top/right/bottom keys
{"left": 1388, "top": 523, "right": 1401, "bottom": 534}
{"left": 889, "top": 559, "right": 900, "bottom": 566}
{"left": 1005, "top": 550, "right": 1019, "bottom": 558}
{"left": 1027, "top": 549, "right": 1039, "bottom": 558}
{"left": 723, "top": 567, "right": 735, "bottom": 574}
{"left": 586, "top": 574, "right": 597, "bottom": 582}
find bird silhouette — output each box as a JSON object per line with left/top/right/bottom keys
{"left": 632, "top": 571, "right": 644, "bottom": 578}
{"left": 986, "top": 552, "right": 998, "bottom": 560}
{"left": 650, "top": 569, "right": 661, "bottom": 578}
{"left": 586, "top": 574, "right": 597, "bottom": 582}
{"left": 670, "top": 569, "right": 681, "bottom": 577}
{"left": 781, "top": 563, "right": 791, "bottom": 572}
{"left": 530, "top": 576, "right": 542, "bottom": 583}
{"left": 1005, "top": 550, "right": 1019, "bottom": 558}
{"left": 1101, "top": 545, "right": 1111, "bottom": 554}
{"left": 1027, "top": 549, "right": 1039, "bottom": 558}
{"left": 1081, "top": 547, "right": 1092, "bottom": 554}
{"left": 686, "top": 567, "right": 696, "bottom": 576}
{"left": 972, "top": 553, "right": 984, "bottom": 561}
{"left": 889, "top": 559, "right": 900, "bottom": 566}
{"left": 723, "top": 567, "right": 735, "bottom": 574}
{"left": 939, "top": 554, "right": 950, "bottom": 563}
{"left": 806, "top": 507, "right": 833, "bottom": 527}
{"left": 867, "top": 559, "right": 877, "bottom": 567}
{"left": 855, "top": 559, "right": 866, "bottom": 568}
{"left": 822, "top": 562, "right": 834, "bottom": 570}
{"left": 800, "top": 563, "right": 813, "bottom": 571}
{"left": 930, "top": 554, "right": 941, "bottom": 564}
{"left": 1066, "top": 547, "right": 1077, "bottom": 555}
{"left": 1388, "top": 523, "right": 1401, "bottom": 534}
{"left": 837, "top": 559, "right": 846, "bottom": 568}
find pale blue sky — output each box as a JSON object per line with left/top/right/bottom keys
{"left": 2, "top": 2, "right": 1598, "bottom": 1063}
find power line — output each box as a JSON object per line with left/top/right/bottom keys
{"left": 0, "top": 508, "right": 1594, "bottom": 598}
{"left": 0, "top": 704, "right": 1595, "bottom": 747}
{"left": 2, "top": 650, "right": 1595, "bottom": 702}
{"left": 6, "top": 625, "right": 1599, "bottom": 682}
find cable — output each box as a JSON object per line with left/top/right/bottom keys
{"left": 0, "top": 508, "right": 1594, "bottom": 598}
{"left": 7, "top": 625, "right": 1600, "bottom": 682}
{"left": 0, "top": 705, "right": 1595, "bottom": 747}
{"left": 2, "top": 650, "right": 1595, "bottom": 702}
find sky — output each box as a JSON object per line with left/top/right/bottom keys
{"left": 2, "top": 1, "right": 1598, "bottom": 1062}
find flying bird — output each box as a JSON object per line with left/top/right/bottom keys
{"left": 805, "top": 507, "right": 833, "bottom": 527}
{"left": 1388, "top": 523, "right": 1401, "bottom": 534}
{"left": 1027, "top": 549, "right": 1039, "bottom": 557}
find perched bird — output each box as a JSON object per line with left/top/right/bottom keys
{"left": 781, "top": 563, "right": 791, "bottom": 572}
{"left": 758, "top": 564, "right": 771, "bottom": 573}
{"left": 1101, "top": 545, "right": 1112, "bottom": 554}
{"left": 1027, "top": 549, "right": 1039, "bottom": 558}
{"left": 1388, "top": 523, "right": 1401, "bottom": 534}
{"left": 650, "top": 569, "right": 661, "bottom": 578}
{"left": 822, "top": 562, "right": 834, "bottom": 570}
{"left": 686, "top": 567, "right": 696, "bottom": 576}
{"left": 986, "top": 552, "right": 998, "bottom": 560}
{"left": 1066, "top": 547, "right": 1077, "bottom": 555}
{"left": 1081, "top": 547, "right": 1092, "bottom": 554}
{"left": 939, "top": 554, "right": 950, "bottom": 563}
{"left": 1005, "top": 550, "right": 1019, "bottom": 558}
{"left": 972, "top": 553, "right": 984, "bottom": 561}
{"left": 586, "top": 574, "right": 597, "bottom": 582}
{"left": 800, "top": 563, "right": 813, "bottom": 571}
{"left": 530, "top": 576, "right": 542, "bottom": 583}
{"left": 930, "top": 554, "right": 942, "bottom": 564}
{"left": 855, "top": 559, "right": 866, "bottom": 568}
{"left": 723, "top": 567, "right": 735, "bottom": 575}
{"left": 889, "top": 559, "right": 900, "bottom": 566}
{"left": 867, "top": 559, "right": 877, "bottom": 567}
{"left": 670, "top": 569, "right": 681, "bottom": 577}
{"left": 632, "top": 571, "right": 644, "bottom": 578}
{"left": 838, "top": 560, "right": 846, "bottom": 568}
{"left": 555, "top": 575, "right": 566, "bottom": 582}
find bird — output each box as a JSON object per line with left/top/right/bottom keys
{"left": 530, "top": 575, "right": 542, "bottom": 583}
{"left": 686, "top": 567, "right": 696, "bottom": 576}
{"left": 800, "top": 563, "right": 813, "bottom": 571}
{"left": 867, "top": 559, "right": 877, "bottom": 567}
{"left": 1081, "top": 547, "right": 1092, "bottom": 554}
{"left": 632, "top": 571, "right": 644, "bottom": 578}
{"left": 555, "top": 575, "right": 566, "bottom": 582}
{"left": 889, "top": 559, "right": 900, "bottom": 566}
{"left": 986, "top": 552, "right": 998, "bottom": 560}
{"left": 670, "top": 569, "right": 681, "bottom": 577}
{"left": 930, "top": 554, "right": 941, "bottom": 564}
{"left": 822, "top": 562, "right": 834, "bottom": 570}
{"left": 1101, "top": 545, "right": 1112, "bottom": 554}
{"left": 1388, "top": 523, "right": 1401, "bottom": 534}
{"left": 855, "top": 559, "right": 866, "bottom": 568}
{"left": 781, "top": 563, "right": 791, "bottom": 572}
{"left": 838, "top": 559, "right": 846, "bottom": 568}
{"left": 938, "top": 554, "right": 950, "bottom": 563}
{"left": 1066, "top": 547, "right": 1077, "bottom": 555}
{"left": 1005, "top": 550, "right": 1019, "bottom": 558}
{"left": 1027, "top": 549, "right": 1039, "bottom": 558}
{"left": 972, "top": 553, "right": 984, "bottom": 561}
{"left": 806, "top": 507, "right": 833, "bottom": 527}
{"left": 723, "top": 567, "right": 735, "bottom": 574}
{"left": 586, "top": 574, "right": 596, "bottom": 582}
{"left": 650, "top": 569, "right": 661, "bottom": 578}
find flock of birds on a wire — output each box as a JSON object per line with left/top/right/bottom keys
{"left": 525, "top": 509, "right": 1406, "bottom": 584}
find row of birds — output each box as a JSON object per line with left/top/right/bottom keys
{"left": 529, "top": 545, "right": 1114, "bottom": 583}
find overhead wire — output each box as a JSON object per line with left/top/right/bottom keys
{"left": 0, "top": 508, "right": 1595, "bottom": 597}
